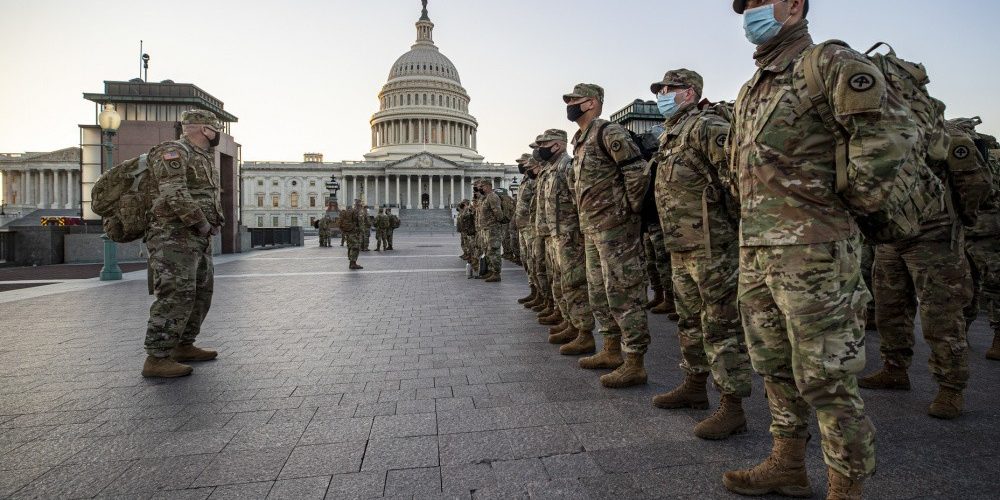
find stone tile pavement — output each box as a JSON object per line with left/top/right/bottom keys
{"left": 0, "top": 234, "right": 998, "bottom": 499}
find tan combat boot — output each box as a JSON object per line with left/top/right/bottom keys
{"left": 694, "top": 394, "right": 747, "bottom": 440}
{"left": 349, "top": 261, "right": 364, "bottom": 270}
{"left": 171, "top": 344, "right": 218, "bottom": 362}
{"left": 549, "top": 320, "right": 571, "bottom": 336}
{"left": 549, "top": 325, "right": 578, "bottom": 345}
{"left": 518, "top": 287, "right": 538, "bottom": 305}
{"left": 857, "top": 363, "right": 911, "bottom": 390}
{"left": 600, "top": 353, "right": 648, "bottom": 388}
{"left": 645, "top": 288, "right": 664, "bottom": 309}
{"left": 987, "top": 330, "right": 1000, "bottom": 360}
{"left": 539, "top": 309, "right": 562, "bottom": 326}
{"left": 928, "top": 387, "right": 964, "bottom": 419}
{"left": 142, "top": 356, "right": 193, "bottom": 378}
{"left": 560, "top": 330, "right": 596, "bottom": 356}
{"left": 579, "top": 338, "right": 624, "bottom": 370}
{"left": 722, "top": 437, "right": 813, "bottom": 497}
{"left": 485, "top": 273, "right": 501, "bottom": 283}
{"left": 826, "top": 467, "right": 863, "bottom": 500}
{"left": 652, "top": 373, "right": 709, "bottom": 409}
{"left": 531, "top": 299, "right": 549, "bottom": 313}
{"left": 524, "top": 294, "right": 543, "bottom": 309}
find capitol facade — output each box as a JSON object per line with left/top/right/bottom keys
{"left": 241, "top": 2, "right": 518, "bottom": 229}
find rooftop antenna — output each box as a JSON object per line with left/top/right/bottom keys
{"left": 139, "top": 41, "right": 143, "bottom": 80}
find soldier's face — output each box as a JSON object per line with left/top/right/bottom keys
{"left": 744, "top": 0, "right": 795, "bottom": 23}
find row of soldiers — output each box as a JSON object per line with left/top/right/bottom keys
{"left": 456, "top": 180, "right": 514, "bottom": 283}
{"left": 318, "top": 206, "right": 400, "bottom": 252}
{"left": 499, "top": 1, "right": 1000, "bottom": 498}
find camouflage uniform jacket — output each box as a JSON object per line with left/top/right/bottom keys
{"left": 148, "top": 137, "right": 223, "bottom": 228}
{"left": 475, "top": 191, "right": 503, "bottom": 229}
{"left": 540, "top": 153, "right": 580, "bottom": 237}
{"left": 534, "top": 163, "right": 556, "bottom": 237}
{"left": 354, "top": 209, "right": 369, "bottom": 236}
{"left": 363, "top": 213, "right": 373, "bottom": 230}
{"left": 654, "top": 103, "right": 737, "bottom": 253}
{"left": 514, "top": 177, "right": 537, "bottom": 231}
{"left": 374, "top": 214, "right": 390, "bottom": 230}
{"left": 730, "top": 22, "right": 912, "bottom": 246}
{"left": 569, "top": 118, "right": 647, "bottom": 234}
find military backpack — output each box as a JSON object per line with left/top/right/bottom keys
{"left": 495, "top": 190, "right": 515, "bottom": 225}
{"left": 950, "top": 117, "right": 1000, "bottom": 236}
{"left": 802, "top": 41, "right": 948, "bottom": 243}
{"left": 91, "top": 152, "right": 160, "bottom": 243}
{"left": 390, "top": 214, "right": 401, "bottom": 229}
{"left": 338, "top": 207, "right": 358, "bottom": 233}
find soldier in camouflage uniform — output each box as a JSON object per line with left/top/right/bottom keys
{"left": 141, "top": 110, "right": 224, "bottom": 378}
{"left": 475, "top": 179, "right": 504, "bottom": 283}
{"left": 457, "top": 200, "right": 472, "bottom": 261}
{"left": 723, "top": 1, "right": 918, "bottom": 496}
{"left": 647, "top": 69, "right": 753, "bottom": 440}
{"left": 534, "top": 129, "right": 599, "bottom": 355}
{"left": 386, "top": 207, "right": 399, "bottom": 250}
{"left": 523, "top": 157, "right": 552, "bottom": 314}
{"left": 514, "top": 154, "right": 539, "bottom": 305}
{"left": 361, "top": 208, "right": 373, "bottom": 251}
{"left": 374, "top": 207, "right": 389, "bottom": 251}
{"left": 317, "top": 215, "right": 330, "bottom": 247}
{"left": 534, "top": 138, "right": 566, "bottom": 328}
{"left": 342, "top": 199, "right": 365, "bottom": 270}
{"left": 963, "top": 131, "right": 1000, "bottom": 360}
{"left": 564, "top": 83, "right": 651, "bottom": 389}
{"left": 644, "top": 225, "right": 677, "bottom": 318}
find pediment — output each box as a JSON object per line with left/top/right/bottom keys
{"left": 385, "top": 152, "right": 462, "bottom": 170}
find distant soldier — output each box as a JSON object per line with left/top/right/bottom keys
{"left": 374, "top": 207, "right": 389, "bottom": 251}
{"left": 475, "top": 179, "right": 504, "bottom": 282}
{"left": 533, "top": 139, "right": 564, "bottom": 327}
{"left": 564, "top": 83, "right": 652, "bottom": 389}
{"left": 647, "top": 69, "right": 752, "bottom": 440}
{"left": 141, "top": 109, "right": 224, "bottom": 378}
{"left": 317, "top": 215, "right": 331, "bottom": 247}
{"left": 339, "top": 199, "right": 365, "bottom": 270}
{"left": 514, "top": 153, "right": 539, "bottom": 305}
{"left": 386, "top": 207, "right": 400, "bottom": 250}
{"left": 361, "top": 209, "right": 373, "bottom": 251}
{"left": 457, "top": 200, "right": 473, "bottom": 261}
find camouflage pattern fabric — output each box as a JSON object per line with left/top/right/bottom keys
{"left": 583, "top": 221, "right": 650, "bottom": 354}
{"left": 874, "top": 237, "right": 972, "bottom": 390}
{"left": 729, "top": 21, "right": 913, "bottom": 247}
{"left": 556, "top": 231, "right": 595, "bottom": 332}
{"left": 545, "top": 236, "right": 565, "bottom": 312}
{"left": 476, "top": 191, "right": 504, "bottom": 275}
{"left": 362, "top": 213, "right": 372, "bottom": 250}
{"left": 739, "top": 237, "right": 875, "bottom": 479}
{"left": 965, "top": 234, "right": 1000, "bottom": 331}
{"left": 317, "top": 217, "right": 330, "bottom": 247}
{"left": 672, "top": 243, "right": 751, "bottom": 396}
{"left": 374, "top": 212, "right": 390, "bottom": 249}
{"left": 643, "top": 225, "right": 673, "bottom": 295}
{"left": 860, "top": 239, "right": 876, "bottom": 320}
{"left": 343, "top": 208, "right": 366, "bottom": 262}
{"left": 387, "top": 214, "right": 399, "bottom": 248}
{"left": 144, "top": 225, "right": 213, "bottom": 357}
{"left": 148, "top": 137, "right": 223, "bottom": 229}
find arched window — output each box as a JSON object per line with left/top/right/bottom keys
{"left": 290, "top": 192, "right": 299, "bottom": 208}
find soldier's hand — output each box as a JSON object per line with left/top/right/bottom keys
{"left": 195, "top": 222, "right": 212, "bottom": 237}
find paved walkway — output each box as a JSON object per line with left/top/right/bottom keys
{"left": 0, "top": 234, "right": 997, "bottom": 499}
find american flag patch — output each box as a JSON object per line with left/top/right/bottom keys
{"left": 163, "top": 151, "right": 180, "bottom": 160}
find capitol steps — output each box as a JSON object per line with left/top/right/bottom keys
{"left": 395, "top": 209, "right": 456, "bottom": 233}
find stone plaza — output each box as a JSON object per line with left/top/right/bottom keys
{"left": 0, "top": 233, "right": 998, "bottom": 499}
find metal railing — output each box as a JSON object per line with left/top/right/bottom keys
{"left": 0, "top": 229, "right": 14, "bottom": 265}
{"left": 249, "top": 227, "right": 299, "bottom": 249}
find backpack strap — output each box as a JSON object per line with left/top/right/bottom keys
{"left": 801, "top": 40, "right": 851, "bottom": 194}
{"left": 128, "top": 154, "right": 150, "bottom": 192}
{"left": 595, "top": 121, "right": 643, "bottom": 213}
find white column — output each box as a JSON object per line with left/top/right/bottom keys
{"left": 438, "top": 175, "right": 445, "bottom": 208}
{"left": 395, "top": 176, "right": 400, "bottom": 207}
{"left": 384, "top": 176, "right": 390, "bottom": 206}
{"left": 407, "top": 175, "right": 412, "bottom": 209}
{"left": 428, "top": 175, "right": 433, "bottom": 209}
{"left": 70, "top": 170, "right": 76, "bottom": 208}
{"left": 21, "top": 170, "right": 29, "bottom": 206}
{"left": 450, "top": 176, "right": 455, "bottom": 208}
{"left": 37, "top": 170, "right": 47, "bottom": 208}
{"left": 0, "top": 170, "right": 4, "bottom": 206}
{"left": 352, "top": 175, "right": 357, "bottom": 202}
{"left": 51, "top": 171, "right": 61, "bottom": 208}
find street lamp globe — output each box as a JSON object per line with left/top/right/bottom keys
{"left": 98, "top": 104, "right": 121, "bottom": 132}
{"left": 509, "top": 179, "right": 520, "bottom": 197}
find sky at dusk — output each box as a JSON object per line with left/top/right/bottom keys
{"left": 1, "top": 0, "right": 999, "bottom": 164}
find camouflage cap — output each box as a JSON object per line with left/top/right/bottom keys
{"left": 733, "top": 0, "right": 808, "bottom": 15}
{"left": 180, "top": 109, "right": 221, "bottom": 129}
{"left": 562, "top": 83, "right": 604, "bottom": 104}
{"left": 516, "top": 153, "right": 532, "bottom": 165}
{"left": 650, "top": 69, "right": 704, "bottom": 96}
{"left": 535, "top": 129, "right": 568, "bottom": 144}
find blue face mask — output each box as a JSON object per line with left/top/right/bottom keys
{"left": 657, "top": 92, "right": 680, "bottom": 118}
{"left": 743, "top": 4, "right": 784, "bottom": 45}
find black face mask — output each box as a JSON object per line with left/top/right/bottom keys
{"left": 566, "top": 103, "right": 586, "bottom": 122}
{"left": 208, "top": 128, "right": 221, "bottom": 148}
{"left": 526, "top": 169, "right": 537, "bottom": 180}
{"left": 535, "top": 146, "right": 555, "bottom": 162}
{"left": 518, "top": 164, "right": 526, "bottom": 175}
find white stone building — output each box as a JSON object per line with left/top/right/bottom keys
{"left": 0, "top": 148, "right": 82, "bottom": 217}
{"left": 241, "top": 1, "right": 518, "bottom": 228}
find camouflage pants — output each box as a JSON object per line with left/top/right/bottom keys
{"left": 375, "top": 229, "right": 386, "bottom": 249}
{"left": 509, "top": 224, "right": 520, "bottom": 260}
{"left": 362, "top": 228, "right": 371, "bottom": 250}
{"left": 531, "top": 234, "right": 550, "bottom": 300}
{"left": 583, "top": 219, "right": 650, "bottom": 354}
{"left": 519, "top": 230, "right": 535, "bottom": 288}
{"left": 144, "top": 225, "right": 214, "bottom": 357}
{"left": 543, "top": 236, "right": 564, "bottom": 313}
{"left": 644, "top": 224, "right": 673, "bottom": 296}
{"left": 964, "top": 236, "right": 1000, "bottom": 331}
{"left": 874, "top": 237, "right": 972, "bottom": 390}
{"left": 461, "top": 233, "right": 472, "bottom": 259}
{"left": 739, "top": 237, "right": 875, "bottom": 479}
{"left": 345, "top": 231, "right": 362, "bottom": 262}
{"left": 502, "top": 225, "right": 512, "bottom": 256}
{"left": 469, "top": 232, "right": 482, "bottom": 274}
{"left": 478, "top": 225, "right": 503, "bottom": 276}
{"left": 860, "top": 241, "right": 876, "bottom": 321}
{"left": 318, "top": 230, "right": 329, "bottom": 247}
{"left": 672, "top": 243, "right": 751, "bottom": 397}
{"left": 387, "top": 229, "right": 394, "bottom": 249}
{"left": 555, "top": 231, "right": 596, "bottom": 332}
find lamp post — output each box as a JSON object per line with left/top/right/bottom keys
{"left": 509, "top": 178, "right": 520, "bottom": 198}
{"left": 98, "top": 104, "right": 123, "bottom": 281}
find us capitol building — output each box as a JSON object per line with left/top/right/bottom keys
{"left": 241, "top": 2, "right": 518, "bottom": 229}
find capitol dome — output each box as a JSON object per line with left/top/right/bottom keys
{"left": 365, "top": 1, "right": 482, "bottom": 163}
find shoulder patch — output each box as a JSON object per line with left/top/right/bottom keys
{"left": 610, "top": 140, "right": 623, "bottom": 153}
{"left": 848, "top": 72, "right": 876, "bottom": 92}
{"left": 953, "top": 145, "right": 970, "bottom": 160}
{"left": 163, "top": 151, "right": 180, "bottom": 161}
{"left": 715, "top": 134, "right": 727, "bottom": 147}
